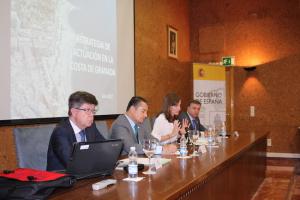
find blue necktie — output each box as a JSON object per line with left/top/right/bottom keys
{"left": 134, "top": 124, "right": 139, "bottom": 143}
{"left": 192, "top": 119, "right": 197, "bottom": 130}
{"left": 79, "top": 129, "right": 86, "bottom": 142}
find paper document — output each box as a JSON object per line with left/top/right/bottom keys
{"left": 120, "top": 158, "right": 171, "bottom": 166}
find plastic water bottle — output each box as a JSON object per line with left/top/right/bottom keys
{"left": 128, "top": 146, "right": 138, "bottom": 178}
{"left": 220, "top": 121, "right": 227, "bottom": 137}
{"left": 179, "top": 135, "right": 187, "bottom": 157}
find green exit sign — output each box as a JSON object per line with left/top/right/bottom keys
{"left": 222, "top": 56, "right": 235, "bottom": 66}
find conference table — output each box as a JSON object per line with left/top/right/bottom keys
{"left": 50, "top": 131, "right": 267, "bottom": 200}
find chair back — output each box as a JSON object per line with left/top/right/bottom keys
{"left": 95, "top": 121, "right": 110, "bottom": 139}
{"left": 13, "top": 124, "right": 55, "bottom": 170}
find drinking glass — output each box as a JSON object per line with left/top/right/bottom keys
{"left": 142, "top": 139, "right": 157, "bottom": 175}
{"left": 188, "top": 130, "right": 199, "bottom": 156}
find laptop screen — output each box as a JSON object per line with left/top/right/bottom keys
{"left": 66, "top": 139, "right": 123, "bottom": 179}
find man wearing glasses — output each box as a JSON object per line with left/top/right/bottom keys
{"left": 47, "top": 91, "right": 105, "bottom": 171}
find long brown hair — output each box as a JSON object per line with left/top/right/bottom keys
{"left": 161, "top": 93, "right": 181, "bottom": 123}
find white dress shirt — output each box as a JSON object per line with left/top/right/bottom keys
{"left": 69, "top": 118, "right": 85, "bottom": 142}
{"left": 151, "top": 113, "right": 177, "bottom": 145}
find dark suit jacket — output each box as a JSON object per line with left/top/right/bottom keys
{"left": 110, "top": 114, "right": 151, "bottom": 155}
{"left": 46, "top": 118, "right": 105, "bottom": 171}
{"left": 178, "top": 112, "right": 206, "bottom": 132}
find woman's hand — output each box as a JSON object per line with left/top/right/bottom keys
{"left": 161, "top": 120, "right": 180, "bottom": 141}
{"left": 171, "top": 120, "right": 181, "bottom": 137}
{"left": 179, "top": 119, "right": 189, "bottom": 135}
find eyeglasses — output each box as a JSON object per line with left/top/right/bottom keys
{"left": 74, "top": 108, "right": 97, "bottom": 115}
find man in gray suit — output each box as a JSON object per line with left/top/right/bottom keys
{"left": 111, "top": 96, "right": 150, "bottom": 155}
{"left": 111, "top": 96, "right": 177, "bottom": 155}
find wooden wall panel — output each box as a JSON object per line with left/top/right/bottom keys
{"left": 234, "top": 55, "right": 300, "bottom": 153}
{"left": 0, "top": 127, "right": 17, "bottom": 170}
{"left": 135, "top": 0, "right": 192, "bottom": 116}
{"left": 198, "top": 25, "right": 224, "bottom": 54}
{"left": 190, "top": 0, "right": 300, "bottom": 65}
{"left": 190, "top": 0, "right": 300, "bottom": 153}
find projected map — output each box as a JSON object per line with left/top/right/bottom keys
{"left": 10, "top": 0, "right": 117, "bottom": 119}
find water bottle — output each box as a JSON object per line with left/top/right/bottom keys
{"left": 179, "top": 135, "right": 187, "bottom": 157}
{"left": 207, "top": 127, "right": 214, "bottom": 145}
{"left": 220, "top": 121, "right": 227, "bottom": 137}
{"left": 128, "top": 146, "right": 138, "bottom": 178}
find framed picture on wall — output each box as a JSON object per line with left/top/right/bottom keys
{"left": 168, "top": 26, "right": 178, "bottom": 59}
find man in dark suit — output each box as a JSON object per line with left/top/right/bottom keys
{"left": 178, "top": 99, "right": 206, "bottom": 132}
{"left": 47, "top": 91, "right": 105, "bottom": 171}
{"left": 110, "top": 96, "right": 177, "bottom": 155}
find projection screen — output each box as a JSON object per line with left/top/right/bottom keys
{"left": 0, "top": 0, "right": 135, "bottom": 124}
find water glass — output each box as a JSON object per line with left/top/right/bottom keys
{"left": 188, "top": 130, "right": 199, "bottom": 156}
{"left": 142, "top": 139, "right": 157, "bottom": 175}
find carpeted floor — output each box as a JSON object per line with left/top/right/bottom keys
{"left": 290, "top": 175, "right": 300, "bottom": 200}
{"left": 252, "top": 158, "right": 300, "bottom": 200}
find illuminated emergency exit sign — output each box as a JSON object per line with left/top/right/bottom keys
{"left": 222, "top": 56, "right": 235, "bottom": 66}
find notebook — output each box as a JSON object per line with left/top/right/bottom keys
{"left": 66, "top": 139, "right": 123, "bottom": 180}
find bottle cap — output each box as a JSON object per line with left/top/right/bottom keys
{"left": 130, "top": 146, "right": 136, "bottom": 151}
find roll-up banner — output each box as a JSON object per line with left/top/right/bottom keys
{"left": 193, "top": 63, "right": 226, "bottom": 129}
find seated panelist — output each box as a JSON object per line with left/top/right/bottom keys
{"left": 111, "top": 96, "right": 177, "bottom": 155}
{"left": 47, "top": 91, "right": 105, "bottom": 171}
{"left": 151, "top": 93, "right": 189, "bottom": 148}
{"left": 178, "top": 99, "right": 206, "bottom": 132}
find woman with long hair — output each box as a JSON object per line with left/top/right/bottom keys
{"left": 151, "top": 93, "right": 189, "bottom": 145}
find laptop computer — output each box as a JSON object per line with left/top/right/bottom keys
{"left": 66, "top": 139, "right": 123, "bottom": 180}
